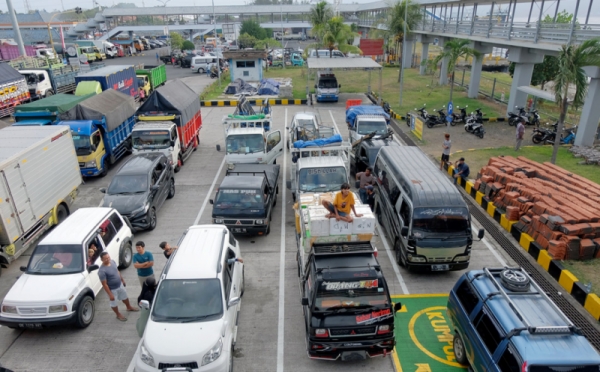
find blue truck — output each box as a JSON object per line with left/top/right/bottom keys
{"left": 75, "top": 65, "right": 139, "bottom": 101}
{"left": 12, "top": 93, "right": 95, "bottom": 126}
{"left": 59, "top": 89, "right": 137, "bottom": 177}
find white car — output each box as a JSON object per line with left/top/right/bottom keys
{"left": 135, "top": 225, "right": 244, "bottom": 372}
{"left": 0, "top": 208, "right": 133, "bottom": 329}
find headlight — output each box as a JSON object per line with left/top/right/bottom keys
{"left": 1, "top": 305, "right": 17, "bottom": 314}
{"left": 48, "top": 305, "right": 67, "bottom": 313}
{"left": 84, "top": 160, "right": 96, "bottom": 168}
{"left": 131, "top": 204, "right": 150, "bottom": 217}
{"left": 255, "top": 219, "right": 264, "bottom": 225}
{"left": 140, "top": 342, "right": 155, "bottom": 367}
{"left": 201, "top": 338, "right": 223, "bottom": 366}
{"left": 214, "top": 219, "right": 224, "bottom": 224}
{"left": 407, "top": 255, "right": 426, "bottom": 263}
{"left": 454, "top": 255, "right": 470, "bottom": 262}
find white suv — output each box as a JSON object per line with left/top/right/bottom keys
{"left": 135, "top": 225, "right": 244, "bottom": 372}
{"left": 0, "top": 208, "right": 134, "bottom": 329}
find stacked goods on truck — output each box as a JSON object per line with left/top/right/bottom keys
{"left": 59, "top": 89, "right": 137, "bottom": 177}
{"left": 0, "top": 125, "right": 82, "bottom": 275}
{"left": 0, "top": 45, "right": 37, "bottom": 61}
{"left": 75, "top": 65, "right": 139, "bottom": 100}
{"left": 135, "top": 64, "right": 167, "bottom": 98}
{"left": 74, "top": 81, "right": 102, "bottom": 96}
{"left": 19, "top": 64, "right": 81, "bottom": 99}
{"left": 345, "top": 105, "right": 391, "bottom": 143}
{"left": 0, "top": 63, "right": 30, "bottom": 118}
{"left": 12, "top": 93, "right": 95, "bottom": 126}
{"left": 133, "top": 80, "right": 202, "bottom": 172}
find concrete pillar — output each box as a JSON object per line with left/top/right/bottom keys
{"left": 468, "top": 42, "right": 493, "bottom": 98}
{"left": 438, "top": 37, "right": 449, "bottom": 85}
{"left": 506, "top": 47, "right": 545, "bottom": 116}
{"left": 402, "top": 37, "right": 414, "bottom": 69}
{"left": 416, "top": 34, "right": 435, "bottom": 75}
{"left": 575, "top": 67, "right": 600, "bottom": 147}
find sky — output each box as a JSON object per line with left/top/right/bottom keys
{"left": 2, "top": 0, "right": 600, "bottom": 23}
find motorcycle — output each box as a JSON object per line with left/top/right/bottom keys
{"left": 415, "top": 105, "right": 430, "bottom": 120}
{"left": 532, "top": 123, "right": 576, "bottom": 145}
{"left": 474, "top": 108, "right": 485, "bottom": 123}
{"left": 508, "top": 106, "right": 527, "bottom": 126}
{"left": 528, "top": 109, "right": 541, "bottom": 127}
{"left": 464, "top": 112, "right": 485, "bottom": 138}
{"left": 451, "top": 106, "right": 468, "bottom": 124}
{"left": 426, "top": 108, "right": 450, "bottom": 128}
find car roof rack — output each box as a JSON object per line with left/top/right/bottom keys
{"left": 312, "top": 242, "right": 375, "bottom": 256}
{"left": 475, "top": 267, "right": 577, "bottom": 336}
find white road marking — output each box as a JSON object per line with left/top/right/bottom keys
{"left": 471, "top": 218, "right": 508, "bottom": 267}
{"left": 193, "top": 156, "right": 226, "bottom": 225}
{"left": 276, "top": 109, "right": 288, "bottom": 372}
{"left": 377, "top": 225, "right": 409, "bottom": 295}
{"left": 328, "top": 110, "right": 341, "bottom": 135}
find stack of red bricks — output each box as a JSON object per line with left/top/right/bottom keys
{"left": 473, "top": 156, "right": 600, "bottom": 261}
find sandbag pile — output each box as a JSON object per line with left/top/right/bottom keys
{"left": 472, "top": 155, "right": 600, "bottom": 261}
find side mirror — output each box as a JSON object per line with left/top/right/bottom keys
{"left": 99, "top": 188, "right": 106, "bottom": 193}
{"left": 20, "top": 266, "right": 26, "bottom": 272}
{"left": 228, "top": 297, "right": 240, "bottom": 307}
{"left": 314, "top": 84, "right": 317, "bottom": 89}
{"left": 338, "top": 85, "right": 341, "bottom": 88}
{"left": 286, "top": 180, "right": 292, "bottom": 190}
{"left": 139, "top": 300, "right": 150, "bottom": 310}
{"left": 394, "top": 302, "right": 403, "bottom": 312}
{"left": 301, "top": 297, "right": 309, "bottom": 306}
{"left": 401, "top": 226, "right": 409, "bottom": 237}
{"left": 87, "top": 264, "right": 99, "bottom": 273}
{"left": 151, "top": 185, "right": 160, "bottom": 191}
{"left": 170, "top": 140, "right": 175, "bottom": 147}
{"left": 209, "top": 199, "right": 214, "bottom": 204}
{"left": 477, "top": 228, "right": 485, "bottom": 239}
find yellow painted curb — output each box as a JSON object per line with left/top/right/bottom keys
{"left": 584, "top": 294, "right": 600, "bottom": 320}
{"left": 519, "top": 233, "right": 534, "bottom": 252}
{"left": 475, "top": 191, "right": 484, "bottom": 205}
{"left": 465, "top": 181, "right": 474, "bottom": 194}
{"left": 537, "top": 250, "right": 552, "bottom": 271}
{"left": 486, "top": 203, "right": 496, "bottom": 218}
{"left": 558, "top": 270, "right": 578, "bottom": 293}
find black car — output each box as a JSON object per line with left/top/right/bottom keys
{"left": 210, "top": 164, "right": 279, "bottom": 236}
{"left": 100, "top": 153, "right": 175, "bottom": 231}
{"left": 350, "top": 137, "right": 400, "bottom": 175}
{"left": 178, "top": 53, "right": 195, "bottom": 68}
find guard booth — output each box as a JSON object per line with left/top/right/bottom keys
{"left": 223, "top": 50, "right": 268, "bottom": 83}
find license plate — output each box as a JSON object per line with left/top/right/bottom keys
{"left": 19, "top": 323, "right": 42, "bottom": 329}
{"left": 232, "top": 228, "right": 246, "bottom": 233}
{"left": 341, "top": 350, "right": 367, "bottom": 361}
{"left": 431, "top": 264, "right": 450, "bottom": 271}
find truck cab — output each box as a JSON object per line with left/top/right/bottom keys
{"left": 225, "top": 127, "right": 283, "bottom": 166}
{"left": 77, "top": 47, "right": 96, "bottom": 63}
{"left": 34, "top": 48, "right": 55, "bottom": 59}
{"left": 103, "top": 42, "right": 118, "bottom": 58}
{"left": 136, "top": 74, "right": 150, "bottom": 98}
{"left": 92, "top": 46, "right": 106, "bottom": 61}
{"left": 346, "top": 105, "right": 391, "bottom": 143}
{"left": 20, "top": 69, "right": 52, "bottom": 98}
{"left": 67, "top": 120, "right": 109, "bottom": 176}
{"left": 131, "top": 122, "right": 181, "bottom": 171}
{"left": 299, "top": 242, "right": 402, "bottom": 360}
{"left": 315, "top": 71, "right": 340, "bottom": 103}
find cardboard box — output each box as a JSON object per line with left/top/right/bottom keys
{"left": 330, "top": 219, "right": 352, "bottom": 235}
{"left": 352, "top": 206, "right": 376, "bottom": 234}
{"left": 309, "top": 214, "right": 330, "bottom": 237}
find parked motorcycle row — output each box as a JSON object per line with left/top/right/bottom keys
{"left": 531, "top": 122, "right": 577, "bottom": 145}
{"left": 508, "top": 106, "right": 541, "bottom": 127}
{"left": 415, "top": 104, "right": 486, "bottom": 138}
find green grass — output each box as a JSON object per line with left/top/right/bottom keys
{"left": 561, "top": 260, "right": 600, "bottom": 300}
{"left": 200, "top": 71, "right": 231, "bottom": 101}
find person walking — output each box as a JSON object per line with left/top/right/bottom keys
{"left": 98, "top": 252, "right": 138, "bottom": 321}
{"left": 321, "top": 183, "right": 363, "bottom": 223}
{"left": 453, "top": 157, "right": 470, "bottom": 185}
{"left": 159, "top": 241, "right": 177, "bottom": 259}
{"left": 355, "top": 167, "right": 374, "bottom": 204}
{"left": 515, "top": 118, "right": 525, "bottom": 151}
{"left": 440, "top": 133, "right": 451, "bottom": 170}
{"left": 155, "top": 52, "right": 159, "bottom": 63}
{"left": 132, "top": 241, "right": 154, "bottom": 286}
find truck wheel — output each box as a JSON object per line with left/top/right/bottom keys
{"left": 118, "top": 241, "right": 132, "bottom": 269}
{"left": 75, "top": 296, "right": 95, "bottom": 328}
{"left": 100, "top": 160, "right": 108, "bottom": 177}
{"left": 193, "top": 135, "right": 199, "bottom": 151}
{"left": 395, "top": 239, "right": 406, "bottom": 267}
{"left": 147, "top": 208, "right": 157, "bottom": 230}
{"left": 167, "top": 178, "right": 176, "bottom": 199}
{"left": 56, "top": 204, "right": 69, "bottom": 225}
{"left": 45, "top": 91, "right": 53, "bottom": 98}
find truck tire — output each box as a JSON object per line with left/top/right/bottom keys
{"left": 100, "top": 160, "right": 108, "bottom": 177}
{"left": 193, "top": 135, "right": 199, "bottom": 151}
{"left": 74, "top": 295, "right": 95, "bottom": 328}
{"left": 119, "top": 241, "right": 133, "bottom": 269}
{"left": 167, "top": 178, "right": 175, "bottom": 199}
{"left": 45, "top": 91, "right": 53, "bottom": 98}
{"left": 56, "top": 204, "right": 69, "bottom": 225}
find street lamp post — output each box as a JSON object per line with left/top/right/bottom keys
{"left": 157, "top": 0, "right": 171, "bottom": 54}
{"left": 280, "top": 0, "right": 284, "bottom": 69}
{"left": 212, "top": 0, "right": 221, "bottom": 89}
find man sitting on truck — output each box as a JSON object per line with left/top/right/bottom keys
{"left": 321, "top": 183, "right": 363, "bottom": 223}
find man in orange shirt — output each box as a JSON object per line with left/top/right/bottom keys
{"left": 321, "top": 183, "right": 363, "bottom": 222}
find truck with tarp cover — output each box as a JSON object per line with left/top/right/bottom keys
{"left": 345, "top": 105, "right": 391, "bottom": 144}
{"left": 12, "top": 93, "right": 95, "bottom": 126}
{"left": 0, "top": 62, "right": 30, "bottom": 118}
{"left": 133, "top": 80, "right": 202, "bottom": 172}
{"left": 58, "top": 89, "right": 137, "bottom": 177}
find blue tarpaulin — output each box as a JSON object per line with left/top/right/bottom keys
{"left": 346, "top": 105, "right": 390, "bottom": 127}
{"left": 258, "top": 79, "right": 280, "bottom": 95}
{"left": 293, "top": 134, "right": 342, "bottom": 148}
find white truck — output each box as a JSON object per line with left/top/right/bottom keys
{"left": 222, "top": 115, "right": 283, "bottom": 168}
{"left": 345, "top": 105, "right": 391, "bottom": 144}
{"left": 0, "top": 126, "right": 82, "bottom": 275}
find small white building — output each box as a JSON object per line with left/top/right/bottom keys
{"left": 224, "top": 50, "right": 267, "bottom": 82}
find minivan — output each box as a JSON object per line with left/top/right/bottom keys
{"left": 448, "top": 267, "right": 600, "bottom": 371}
{"left": 373, "top": 146, "right": 483, "bottom": 271}
{"left": 191, "top": 56, "right": 217, "bottom": 73}
{"left": 309, "top": 49, "right": 345, "bottom": 58}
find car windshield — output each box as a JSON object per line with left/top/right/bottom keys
{"left": 357, "top": 120, "right": 388, "bottom": 135}
{"left": 318, "top": 79, "right": 337, "bottom": 89}
{"left": 107, "top": 174, "right": 148, "bottom": 194}
{"left": 26, "top": 244, "right": 84, "bottom": 275}
{"left": 296, "top": 118, "right": 317, "bottom": 128}
{"left": 299, "top": 166, "right": 347, "bottom": 192}
{"left": 71, "top": 133, "right": 92, "bottom": 156}
{"left": 412, "top": 207, "right": 470, "bottom": 234}
{"left": 315, "top": 277, "right": 390, "bottom": 314}
{"left": 137, "top": 77, "right": 145, "bottom": 87}
{"left": 132, "top": 130, "right": 170, "bottom": 149}
{"left": 152, "top": 279, "right": 223, "bottom": 322}
{"left": 226, "top": 134, "right": 264, "bottom": 154}
{"left": 215, "top": 189, "right": 264, "bottom": 208}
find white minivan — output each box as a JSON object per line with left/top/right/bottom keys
{"left": 135, "top": 225, "right": 244, "bottom": 372}
{"left": 191, "top": 56, "right": 217, "bottom": 73}
{"left": 0, "top": 208, "right": 134, "bottom": 329}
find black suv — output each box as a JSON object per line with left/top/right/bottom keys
{"left": 351, "top": 137, "right": 400, "bottom": 175}
{"left": 100, "top": 153, "right": 175, "bottom": 231}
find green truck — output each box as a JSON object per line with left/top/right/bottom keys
{"left": 136, "top": 65, "right": 167, "bottom": 98}
{"left": 12, "top": 93, "right": 95, "bottom": 126}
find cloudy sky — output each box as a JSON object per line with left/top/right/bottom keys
{"left": 2, "top": 0, "right": 599, "bottom": 23}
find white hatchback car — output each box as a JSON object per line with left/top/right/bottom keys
{"left": 135, "top": 225, "right": 244, "bottom": 372}
{"left": 0, "top": 208, "right": 133, "bottom": 329}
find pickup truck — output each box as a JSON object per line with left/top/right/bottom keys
{"left": 210, "top": 164, "right": 280, "bottom": 236}
{"left": 346, "top": 105, "right": 391, "bottom": 144}
{"left": 19, "top": 64, "right": 80, "bottom": 99}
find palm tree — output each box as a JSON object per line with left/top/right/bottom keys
{"left": 322, "top": 16, "right": 361, "bottom": 57}
{"left": 386, "top": 0, "right": 422, "bottom": 81}
{"left": 550, "top": 38, "right": 600, "bottom": 164}
{"left": 309, "top": 1, "right": 333, "bottom": 56}
{"left": 433, "top": 39, "right": 481, "bottom": 102}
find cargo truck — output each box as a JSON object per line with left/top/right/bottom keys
{"left": 75, "top": 65, "right": 139, "bottom": 101}
{"left": 0, "top": 63, "right": 30, "bottom": 118}
{"left": 12, "top": 93, "right": 95, "bottom": 126}
{"left": 59, "top": 89, "right": 137, "bottom": 177}
{"left": 135, "top": 65, "right": 166, "bottom": 98}
{"left": 133, "top": 80, "right": 202, "bottom": 172}
{"left": 0, "top": 45, "right": 55, "bottom": 61}
{"left": 19, "top": 64, "right": 80, "bottom": 99}
{"left": 0, "top": 125, "right": 82, "bottom": 276}
{"left": 75, "top": 40, "right": 114, "bottom": 59}
{"left": 345, "top": 105, "right": 391, "bottom": 143}
{"left": 77, "top": 46, "right": 97, "bottom": 63}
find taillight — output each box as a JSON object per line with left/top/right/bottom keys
{"left": 315, "top": 329, "right": 329, "bottom": 338}
{"left": 522, "top": 361, "right": 528, "bottom": 372}
{"left": 377, "top": 325, "right": 390, "bottom": 335}
{"left": 373, "top": 247, "right": 378, "bottom": 258}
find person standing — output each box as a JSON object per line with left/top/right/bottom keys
{"left": 132, "top": 241, "right": 154, "bottom": 286}
{"left": 453, "top": 157, "right": 470, "bottom": 185}
{"left": 155, "top": 52, "right": 159, "bottom": 63}
{"left": 321, "top": 183, "right": 363, "bottom": 223}
{"left": 515, "top": 118, "right": 525, "bottom": 151}
{"left": 365, "top": 185, "right": 375, "bottom": 211}
{"left": 355, "top": 167, "right": 374, "bottom": 204}
{"left": 98, "top": 252, "right": 138, "bottom": 321}
{"left": 440, "top": 133, "right": 452, "bottom": 170}
{"left": 159, "top": 241, "right": 177, "bottom": 259}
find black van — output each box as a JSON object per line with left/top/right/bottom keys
{"left": 373, "top": 146, "right": 483, "bottom": 271}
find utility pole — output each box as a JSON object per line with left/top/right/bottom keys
{"left": 5, "top": 0, "right": 26, "bottom": 56}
